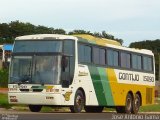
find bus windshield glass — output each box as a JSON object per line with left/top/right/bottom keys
{"left": 10, "top": 55, "right": 62, "bottom": 84}
{"left": 13, "top": 40, "right": 62, "bottom": 53}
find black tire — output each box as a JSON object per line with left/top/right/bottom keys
{"left": 132, "top": 94, "right": 141, "bottom": 114}
{"left": 70, "top": 90, "right": 85, "bottom": 113}
{"left": 84, "top": 106, "right": 104, "bottom": 113}
{"left": 125, "top": 93, "right": 133, "bottom": 114}
{"left": 116, "top": 93, "right": 133, "bottom": 114}
{"left": 29, "top": 105, "right": 42, "bottom": 112}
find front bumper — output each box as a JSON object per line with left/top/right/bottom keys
{"left": 8, "top": 92, "right": 62, "bottom": 105}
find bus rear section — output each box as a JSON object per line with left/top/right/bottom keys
{"left": 77, "top": 38, "right": 155, "bottom": 114}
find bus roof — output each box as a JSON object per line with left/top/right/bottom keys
{"left": 73, "top": 34, "right": 121, "bottom": 46}
{"left": 73, "top": 34, "right": 153, "bottom": 55}
{"left": 15, "top": 34, "right": 153, "bottom": 56}
{"left": 15, "top": 34, "right": 77, "bottom": 41}
{"left": 16, "top": 34, "right": 121, "bottom": 46}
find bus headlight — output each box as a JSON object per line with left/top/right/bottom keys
{"left": 9, "top": 88, "right": 18, "bottom": 91}
{"left": 10, "top": 96, "right": 18, "bottom": 102}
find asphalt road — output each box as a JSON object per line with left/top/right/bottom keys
{"left": 0, "top": 110, "right": 160, "bottom": 120}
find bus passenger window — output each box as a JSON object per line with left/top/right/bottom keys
{"left": 99, "top": 48, "right": 106, "bottom": 65}
{"left": 78, "top": 44, "right": 91, "bottom": 63}
{"left": 93, "top": 47, "right": 99, "bottom": 64}
{"left": 121, "top": 52, "right": 131, "bottom": 68}
{"left": 107, "top": 50, "right": 119, "bottom": 67}
{"left": 93, "top": 47, "right": 106, "bottom": 65}
{"left": 132, "top": 54, "right": 142, "bottom": 70}
{"left": 143, "top": 56, "right": 153, "bottom": 72}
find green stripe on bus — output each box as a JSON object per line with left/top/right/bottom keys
{"left": 88, "top": 66, "right": 107, "bottom": 105}
{"left": 98, "top": 68, "right": 114, "bottom": 106}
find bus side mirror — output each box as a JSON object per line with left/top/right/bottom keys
{"left": 62, "top": 56, "right": 68, "bottom": 71}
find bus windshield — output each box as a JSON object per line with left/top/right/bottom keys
{"left": 13, "top": 40, "right": 62, "bottom": 53}
{"left": 10, "top": 55, "right": 62, "bottom": 85}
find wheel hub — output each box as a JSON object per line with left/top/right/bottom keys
{"left": 76, "top": 95, "right": 82, "bottom": 107}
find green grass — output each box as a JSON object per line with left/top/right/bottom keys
{"left": 139, "top": 101, "right": 160, "bottom": 112}
{"left": 0, "top": 69, "right": 9, "bottom": 88}
{"left": 41, "top": 106, "right": 53, "bottom": 112}
{"left": 0, "top": 93, "right": 12, "bottom": 109}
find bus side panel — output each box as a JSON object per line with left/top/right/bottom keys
{"left": 87, "top": 66, "right": 155, "bottom": 106}
{"left": 88, "top": 66, "right": 115, "bottom": 106}
{"left": 107, "top": 68, "right": 155, "bottom": 106}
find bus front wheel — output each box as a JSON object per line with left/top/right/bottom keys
{"left": 29, "top": 105, "right": 42, "bottom": 112}
{"left": 70, "top": 90, "right": 85, "bottom": 113}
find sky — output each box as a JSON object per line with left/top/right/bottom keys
{"left": 0, "top": 0, "right": 160, "bottom": 46}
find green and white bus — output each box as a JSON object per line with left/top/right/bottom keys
{"left": 8, "top": 34, "right": 155, "bottom": 114}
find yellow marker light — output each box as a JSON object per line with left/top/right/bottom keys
{"left": 46, "top": 88, "right": 59, "bottom": 93}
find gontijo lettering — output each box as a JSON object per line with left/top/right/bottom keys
{"left": 119, "top": 72, "right": 139, "bottom": 81}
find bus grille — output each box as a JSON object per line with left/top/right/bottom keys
{"left": 146, "top": 88, "right": 153, "bottom": 104}
{"left": 19, "top": 89, "right": 43, "bottom": 92}
{"left": 32, "top": 89, "right": 43, "bottom": 92}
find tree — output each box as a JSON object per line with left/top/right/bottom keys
{"left": 53, "top": 29, "right": 66, "bottom": 34}
{"left": 0, "top": 21, "right": 123, "bottom": 45}
{"left": 0, "top": 23, "right": 11, "bottom": 38}
{"left": 68, "top": 30, "right": 91, "bottom": 35}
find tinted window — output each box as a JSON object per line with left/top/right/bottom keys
{"left": 107, "top": 49, "right": 119, "bottom": 67}
{"left": 121, "top": 52, "right": 131, "bottom": 68}
{"left": 93, "top": 47, "right": 99, "bottom": 64}
{"left": 63, "top": 40, "right": 75, "bottom": 84}
{"left": 78, "top": 44, "right": 84, "bottom": 62}
{"left": 84, "top": 46, "right": 91, "bottom": 63}
{"left": 78, "top": 44, "right": 91, "bottom": 63}
{"left": 64, "top": 40, "right": 74, "bottom": 55}
{"left": 93, "top": 47, "right": 106, "bottom": 65}
{"left": 132, "top": 54, "right": 142, "bottom": 70}
{"left": 143, "top": 56, "right": 153, "bottom": 72}
{"left": 137, "top": 55, "right": 142, "bottom": 70}
{"left": 99, "top": 49, "right": 106, "bottom": 65}
{"left": 14, "top": 40, "right": 62, "bottom": 53}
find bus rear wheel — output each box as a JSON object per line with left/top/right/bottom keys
{"left": 132, "top": 94, "right": 141, "bottom": 114}
{"left": 116, "top": 93, "right": 133, "bottom": 114}
{"left": 125, "top": 93, "right": 133, "bottom": 114}
{"left": 70, "top": 90, "right": 85, "bottom": 113}
{"left": 29, "top": 105, "right": 42, "bottom": 112}
{"left": 84, "top": 106, "right": 104, "bottom": 113}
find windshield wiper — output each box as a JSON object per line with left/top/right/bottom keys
{"left": 10, "top": 75, "right": 31, "bottom": 84}
{"left": 19, "top": 75, "right": 31, "bottom": 84}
